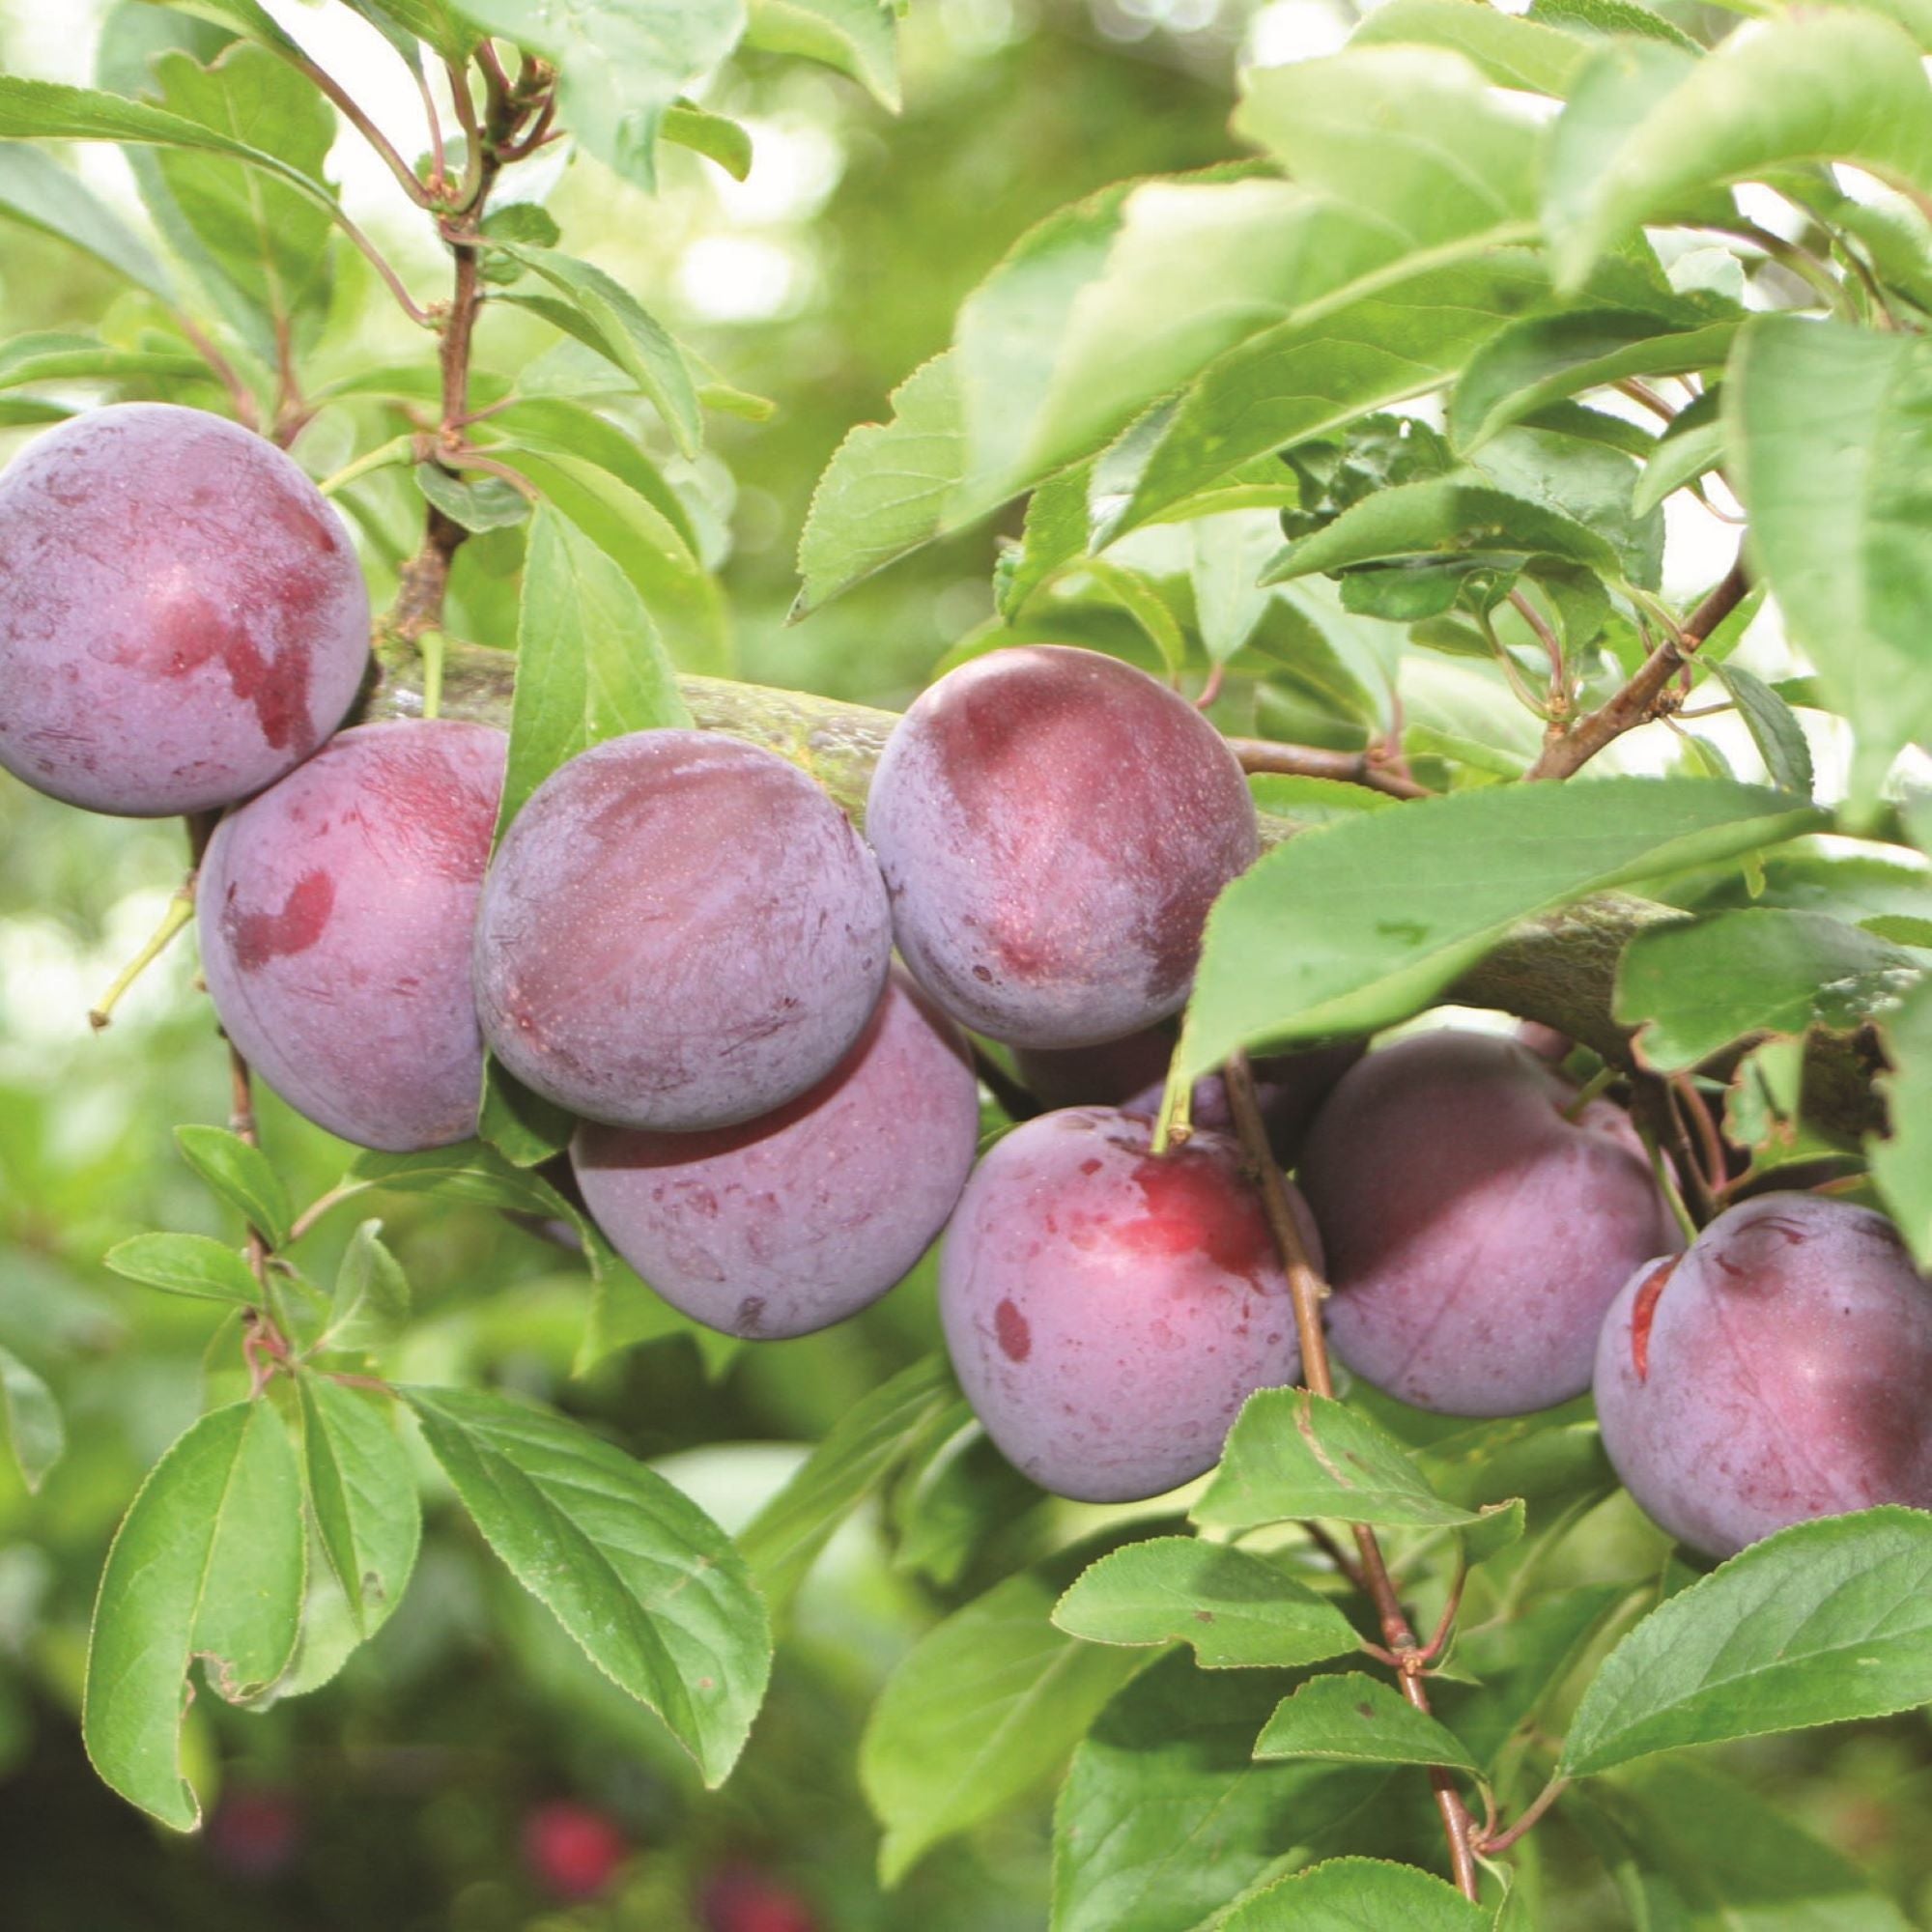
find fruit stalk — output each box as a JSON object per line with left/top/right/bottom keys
{"left": 1222, "top": 1055, "right": 1483, "bottom": 1902}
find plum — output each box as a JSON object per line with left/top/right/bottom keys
{"left": 0, "top": 404, "right": 369, "bottom": 817}
{"left": 1596, "top": 1193, "right": 1932, "bottom": 1559}
{"left": 701, "top": 1868, "right": 818, "bottom": 1932}
{"left": 1299, "top": 1030, "right": 1681, "bottom": 1417}
{"left": 522, "top": 1802, "right": 627, "bottom": 1902}
{"left": 939, "top": 1107, "right": 1310, "bottom": 1502}
{"left": 866, "top": 646, "right": 1258, "bottom": 1049}
{"left": 1122, "top": 1040, "right": 1364, "bottom": 1170}
{"left": 474, "top": 730, "right": 892, "bottom": 1131}
{"left": 1012, "top": 1025, "right": 1177, "bottom": 1111}
{"left": 573, "top": 972, "right": 980, "bottom": 1339}
{"left": 197, "top": 720, "right": 505, "bottom": 1152}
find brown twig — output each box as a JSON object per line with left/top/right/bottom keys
{"left": 1222, "top": 1055, "right": 1482, "bottom": 1902}
{"left": 1301, "top": 1520, "right": 1370, "bottom": 1594}
{"left": 1476, "top": 1773, "right": 1570, "bottom": 1856}
{"left": 1525, "top": 555, "right": 1750, "bottom": 781}
{"left": 1616, "top": 378, "right": 1677, "bottom": 423}
{"left": 176, "top": 314, "right": 259, "bottom": 432}
{"left": 1227, "top": 737, "right": 1433, "bottom": 801}
{"left": 293, "top": 51, "right": 437, "bottom": 208}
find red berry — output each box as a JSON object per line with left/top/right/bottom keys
{"left": 522, "top": 1800, "right": 628, "bottom": 1902}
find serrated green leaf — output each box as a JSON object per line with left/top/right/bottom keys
{"left": 744, "top": 0, "right": 899, "bottom": 109}
{"left": 320, "top": 1220, "right": 410, "bottom": 1354}
{"left": 1529, "top": 0, "right": 1699, "bottom": 50}
{"left": 459, "top": 0, "right": 746, "bottom": 195}
{"left": 739, "top": 1355, "right": 957, "bottom": 1617}
{"left": 493, "top": 397, "right": 698, "bottom": 551}
{"left": 83, "top": 1401, "right": 304, "bottom": 1829}
{"left": 1708, "top": 660, "right": 1813, "bottom": 798}
{"left": 133, "top": 0, "right": 301, "bottom": 51}
{"left": 495, "top": 246, "right": 702, "bottom": 455}
{"left": 413, "top": 461, "right": 530, "bottom": 531}
{"left": 1254, "top": 1672, "right": 1480, "bottom": 1773}
{"left": 1872, "top": 977, "right": 1932, "bottom": 1267}
{"left": 298, "top": 1378, "right": 418, "bottom": 1638}
{"left": 1052, "top": 1653, "right": 1387, "bottom": 1932}
{"left": 0, "top": 343, "right": 204, "bottom": 391}
{"left": 1634, "top": 413, "right": 1725, "bottom": 517}
{"left": 104, "top": 1232, "right": 260, "bottom": 1305}
{"left": 1179, "top": 779, "right": 1823, "bottom": 1076}
{"left": 0, "top": 1345, "right": 63, "bottom": 1492}
{"left": 1351, "top": 0, "right": 1590, "bottom": 95}
{"left": 343, "top": 0, "right": 477, "bottom": 62}
{"left": 0, "top": 145, "right": 177, "bottom": 301}
{"left": 1561, "top": 1506, "right": 1932, "bottom": 1777}
{"left": 1727, "top": 313, "right": 1932, "bottom": 810}
{"left": 1248, "top": 774, "right": 1401, "bottom": 825}
{"left": 1053, "top": 1537, "right": 1360, "bottom": 1670}
{"left": 1545, "top": 17, "right": 1932, "bottom": 290}
{"left": 1194, "top": 1390, "right": 1487, "bottom": 1533}
{"left": 1223, "top": 1856, "right": 1492, "bottom": 1930}
{"left": 402, "top": 1384, "right": 771, "bottom": 1784}
{"left": 494, "top": 500, "right": 690, "bottom": 834}
{"left": 862, "top": 1570, "right": 1145, "bottom": 1886}
{"left": 173, "top": 1123, "right": 291, "bottom": 1247}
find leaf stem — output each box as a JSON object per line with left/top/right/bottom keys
{"left": 1476, "top": 1773, "right": 1570, "bottom": 1856}
{"left": 1221, "top": 1054, "right": 1483, "bottom": 1903}
{"left": 88, "top": 877, "right": 196, "bottom": 1031}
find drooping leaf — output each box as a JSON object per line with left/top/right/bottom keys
{"left": 739, "top": 1355, "right": 958, "bottom": 1616}
{"left": 1052, "top": 1537, "right": 1361, "bottom": 1670}
{"left": 1177, "top": 779, "right": 1823, "bottom": 1078}
{"left": 1052, "top": 1654, "right": 1387, "bottom": 1932}
{"left": 1253, "top": 1672, "right": 1479, "bottom": 1773}
{"left": 1615, "top": 908, "right": 1920, "bottom": 1071}
{"left": 495, "top": 500, "right": 691, "bottom": 834}
{"left": 83, "top": 1401, "right": 305, "bottom": 1829}
{"left": 173, "top": 1123, "right": 291, "bottom": 1247}
{"left": 458, "top": 0, "right": 747, "bottom": 194}
{"left": 1708, "top": 660, "right": 1814, "bottom": 798}
{"left": 414, "top": 462, "right": 531, "bottom": 532}
{"left": 0, "top": 1345, "right": 63, "bottom": 1492}
{"left": 1560, "top": 1506, "right": 1932, "bottom": 1777}
{"left": 402, "top": 1385, "right": 771, "bottom": 1784}
{"left": 744, "top": 0, "right": 899, "bottom": 111}
{"left": 319, "top": 1220, "right": 411, "bottom": 1354}
{"left": 1727, "top": 313, "right": 1932, "bottom": 810}
{"left": 298, "top": 1378, "right": 419, "bottom": 1637}
{"left": 1634, "top": 414, "right": 1726, "bottom": 517}
{"left": 660, "top": 99, "right": 754, "bottom": 180}
{"left": 103, "top": 1232, "right": 260, "bottom": 1305}
{"left": 1193, "top": 1390, "right": 1487, "bottom": 1533}
{"left": 494, "top": 397, "right": 699, "bottom": 552}
{"left": 0, "top": 145, "right": 177, "bottom": 300}
{"left": 862, "top": 1569, "right": 1145, "bottom": 1885}
{"left": 1222, "top": 1857, "right": 1493, "bottom": 1931}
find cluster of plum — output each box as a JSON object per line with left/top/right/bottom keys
{"left": 4, "top": 403, "right": 1929, "bottom": 1570}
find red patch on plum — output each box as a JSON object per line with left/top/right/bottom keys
{"left": 995, "top": 1297, "right": 1033, "bottom": 1361}
{"left": 224, "top": 867, "right": 335, "bottom": 969}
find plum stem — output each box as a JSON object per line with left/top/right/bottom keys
{"left": 287, "top": 1180, "right": 376, "bottom": 1248}
{"left": 88, "top": 878, "right": 196, "bottom": 1031}
{"left": 1226, "top": 736, "right": 1433, "bottom": 800}
{"left": 1300, "top": 1520, "right": 1370, "bottom": 1594}
{"left": 1222, "top": 1053, "right": 1483, "bottom": 1903}
{"left": 1639, "top": 1122, "right": 1701, "bottom": 1246}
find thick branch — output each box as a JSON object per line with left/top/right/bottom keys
{"left": 1526, "top": 557, "right": 1751, "bottom": 781}
{"left": 367, "top": 639, "right": 1885, "bottom": 1145}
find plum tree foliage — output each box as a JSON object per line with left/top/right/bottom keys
{"left": 5, "top": 0, "right": 1932, "bottom": 1922}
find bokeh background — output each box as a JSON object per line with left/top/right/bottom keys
{"left": 1, "top": 1, "right": 1929, "bottom": 1926}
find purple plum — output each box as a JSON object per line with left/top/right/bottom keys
{"left": 0, "top": 404, "right": 368, "bottom": 816}
{"left": 573, "top": 972, "right": 980, "bottom": 1339}
{"left": 197, "top": 720, "right": 504, "bottom": 1151}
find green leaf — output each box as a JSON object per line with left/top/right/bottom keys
{"left": 0, "top": 1345, "right": 63, "bottom": 1492}
{"left": 495, "top": 500, "right": 691, "bottom": 834}
{"left": 1072, "top": 560, "right": 1186, "bottom": 675}
{"left": 1179, "top": 779, "right": 1823, "bottom": 1076}
{"left": 743, "top": 0, "right": 899, "bottom": 110}
{"left": 147, "top": 43, "right": 337, "bottom": 327}
{"left": 0, "top": 343, "right": 204, "bottom": 390}
{"left": 1616, "top": 908, "right": 1919, "bottom": 1071}
{"left": 796, "top": 350, "right": 963, "bottom": 612}
{"left": 320, "top": 1220, "right": 411, "bottom": 1354}
{"left": 348, "top": 1141, "right": 586, "bottom": 1222}
{"left": 1190, "top": 511, "right": 1281, "bottom": 665}
{"left": 1351, "top": 0, "right": 1590, "bottom": 96}
{"left": 298, "top": 1378, "right": 419, "bottom": 1637}
{"left": 862, "top": 1570, "right": 1145, "bottom": 1886}
{"left": 1223, "top": 1857, "right": 1493, "bottom": 1931}
{"left": 402, "top": 1385, "right": 771, "bottom": 1784}
{"left": 739, "top": 1355, "right": 957, "bottom": 1617}
{"left": 1052, "top": 1653, "right": 1387, "bottom": 1932}
{"left": 494, "top": 397, "right": 698, "bottom": 553}
{"left": 1450, "top": 309, "right": 1736, "bottom": 453}
{"left": 1052, "top": 1537, "right": 1361, "bottom": 1670}
{"left": 342, "top": 0, "right": 477, "bottom": 63}
{"left": 459, "top": 0, "right": 746, "bottom": 195}
{"left": 1253, "top": 1672, "right": 1479, "bottom": 1773}
{"left": 1561, "top": 1506, "right": 1932, "bottom": 1777}
{"left": 173, "top": 1123, "right": 291, "bottom": 1246}
{"left": 1529, "top": 0, "right": 1699, "bottom": 50}
{"left": 1546, "top": 17, "right": 1932, "bottom": 290}
{"left": 1634, "top": 414, "right": 1725, "bottom": 517}
{"left": 1249, "top": 774, "right": 1401, "bottom": 826}
{"left": 0, "top": 145, "right": 176, "bottom": 301}
{"left": 83, "top": 1401, "right": 304, "bottom": 1829}
{"left": 495, "top": 247, "right": 703, "bottom": 455}
{"left": 414, "top": 462, "right": 531, "bottom": 532}
{"left": 477, "top": 200, "right": 561, "bottom": 279}
{"left": 103, "top": 1232, "right": 260, "bottom": 1305}
{"left": 1708, "top": 660, "right": 1813, "bottom": 798}
{"left": 1193, "top": 1390, "right": 1487, "bottom": 1533}
{"left": 1872, "top": 977, "right": 1932, "bottom": 1267}
{"left": 661, "top": 99, "right": 753, "bottom": 180}
{"left": 1727, "top": 313, "right": 1932, "bottom": 810}
{"left": 133, "top": 0, "right": 302, "bottom": 52}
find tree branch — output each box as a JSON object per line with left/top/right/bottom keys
{"left": 1227, "top": 737, "right": 1433, "bottom": 801}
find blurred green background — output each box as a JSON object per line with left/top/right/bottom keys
{"left": 2, "top": 1, "right": 1930, "bottom": 1927}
